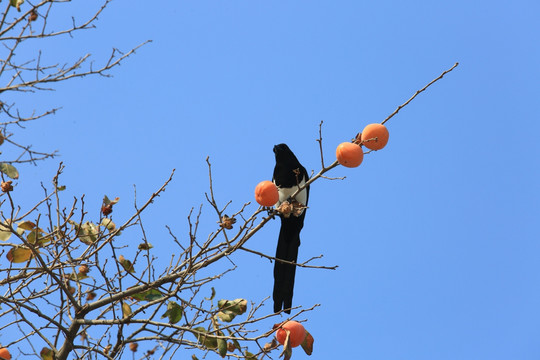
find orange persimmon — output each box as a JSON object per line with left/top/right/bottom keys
{"left": 254, "top": 180, "right": 279, "bottom": 207}
{"left": 360, "top": 123, "right": 389, "bottom": 150}
{"left": 336, "top": 142, "right": 364, "bottom": 168}
{"left": 0, "top": 347, "right": 11, "bottom": 360}
{"left": 275, "top": 321, "right": 306, "bottom": 348}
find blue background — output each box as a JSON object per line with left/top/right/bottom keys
{"left": 4, "top": 1, "right": 540, "bottom": 359}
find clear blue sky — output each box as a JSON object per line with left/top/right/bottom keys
{"left": 8, "top": 1, "right": 540, "bottom": 359}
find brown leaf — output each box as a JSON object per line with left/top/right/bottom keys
{"left": 29, "top": 10, "right": 38, "bottom": 21}
{"left": 6, "top": 247, "right": 33, "bottom": 263}
{"left": 17, "top": 220, "right": 36, "bottom": 230}
{"left": 300, "top": 330, "right": 314, "bottom": 355}
{"left": 40, "top": 347, "right": 54, "bottom": 360}
{"left": 118, "top": 255, "right": 135, "bottom": 273}
{"left": 102, "top": 195, "right": 120, "bottom": 215}
{"left": 122, "top": 302, "right": 132, "bottom": 318}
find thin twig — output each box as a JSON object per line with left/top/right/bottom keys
{"left": 381, "top": 62, "right": 459, "bottom": 125}
{"left": 239, "top": 246, "right": 338, "bottom": 270}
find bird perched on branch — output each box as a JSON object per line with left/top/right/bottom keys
{"left": 272, "top": 143, "right": 309, "bottom": 314}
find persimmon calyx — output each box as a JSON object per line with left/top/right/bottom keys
{"left": 219, "top": 215, "right": 236, "bottom": 229}
{"left": 276, "top": 200, "right": 307, "bottom": 218}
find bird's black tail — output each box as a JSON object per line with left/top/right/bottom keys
{"left": 273, "top": 216, "right": 303, "bottom": 314}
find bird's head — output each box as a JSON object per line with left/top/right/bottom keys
{"left": 274, "top": 143, "right": 297, "bottom": 162}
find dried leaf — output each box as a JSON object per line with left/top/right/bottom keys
{"left": 26, "top": 230, "right": 45, "bottom": 245}
{"left": 18, "top": 221, "right": 47, "bottom": 245}
{"left": 40, "top": 347, "right": 54, "bottom": 360}
{"left": 138, "top": 242, "right": 153, "bottom": 250}
{"left": 103, "top": 195, "right": 120, "bottom": 206}
{"left": 122, "top": 302, "right": 132, "bottom": 318}
{"left": 245, "top": 351, "right": 258, "bottom": 360}
{"left": 217, "top": 310, "right": 235, "bottom": 322}
{"left": 69, "top": 272, "right": 89, "bottom": 281}
{"left": 205, "top": 287, "right": 216, "bottom": 301}
{"left": 130, "top": 288, "right": 164, "bottom": 302}
{"left": 161, "top": 301, "right": 183, "bottom": 324}
{"left": 277, "top": 329, "right": 293, "bottom": 360}
{"left": 7, "top": 247, "right": 33, "bottom": 263}
{"left": 193, "top": 327, "right": 218, "bottom": 349}
{"left": 0, "top": 221, "right": 12, "bottom": 241}
{"left": 226, "top": 329, "right": 241, "bottom": 351}
{"left": 300, "top": 329, "right": 314, "bottom": 355}
{"left": 217, "top": 338, "right": 227, "bottom": 358}
{"left": 36, "top": 234, "right": 52, "bottom": 246}
{"left": 119, "top": 256, "right": 135, "bottom": 273}
{"left": 263, "top": 339, "right": 278, "bottom": 352}
{"left": 10, "top": 0, "right": 24, "bottom": 11}
{"left": 218, "top": 299, "right": 247, "bottom": 314}
{"left": 217, "top": 299, "right": 247, "bottom": 322}
{"left": 86, "top": 291, "right": 97, "bottom": 301}
{"left": 102, "top": 195, "right": 120, "bottom": 215}
{"left": 79, "top": 221, "right": 99, "bottom": 244}
{"left": 0, "top": 162, "right": 19, "bottom": 179}
{"left": 17, "top": 220, "right": 36, "bottom": 231}
{"left": 101, "top": 204, "right": 113, "bottom": 216}
{"left": 100, "top": 218, "right": 116, "bottom": 231}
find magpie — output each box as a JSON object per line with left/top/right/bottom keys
{"left": 272, "top": 143, "right": 309, "bottom": 314}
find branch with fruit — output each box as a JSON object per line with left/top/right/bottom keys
{"left": 0, "top": 63, "right": 458, "bottom": 360}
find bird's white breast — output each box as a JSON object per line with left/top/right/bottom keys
{"left": 274, "top": 179, "right": 307, "bottom": 208}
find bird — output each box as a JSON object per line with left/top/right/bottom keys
{"left": 272, "top": 143, "right": 309, "bottom": 314}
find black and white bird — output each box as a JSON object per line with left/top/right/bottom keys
{"left": 272, "top": 143, "right": 309, "bottom": 314}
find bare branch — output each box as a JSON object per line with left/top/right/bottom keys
{"left": 381, "top": 62, "right": 459, "bottom": 125}
{"left": 0, "top": 7, "right": 458, "bottom": 356}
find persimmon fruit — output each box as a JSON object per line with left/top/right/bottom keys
{"left": 254, "top": 180, "right": 279, "bottom": 207}
{"left": 275, "top": 321, "right": 306, "bottom": 348}
{"left": 361, "top": 123, "right": 389, "bottom": 150}
{"left": 336, "top": 142, "right": 364, "bottom": 168}
{"left": 0, "top": 347, "right": 11, "bottom": 360}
